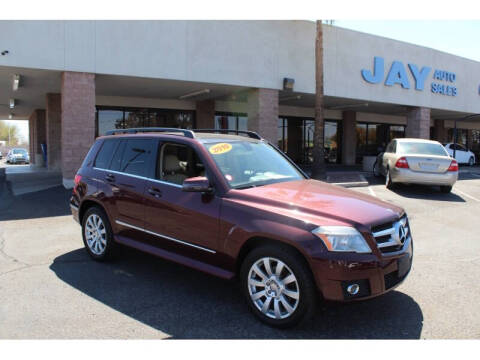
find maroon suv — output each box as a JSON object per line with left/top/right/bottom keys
{"left": 70, "top": 128, "right": 413, "bottom": 327}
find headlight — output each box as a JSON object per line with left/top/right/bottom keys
{"left": 312, "top": 226, "right": 371, "bottom": 253}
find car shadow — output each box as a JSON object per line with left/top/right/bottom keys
{"left": 365, "top": 175, "right": 466, "bottom": 202}
{"left": 50, "top": 248, "right": 423, "bottom": 339}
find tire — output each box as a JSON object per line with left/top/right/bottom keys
{"left": 469, "top": 157, "right": 475, "bottom": 166}
{"left": 440, "top": 185, "right": 452, "bottom": 193}
{"left": 240, "top": 244, "right": 317, "bottom": 328}
{"left": 373, "top": 160, "right": 381, "bottom": 177}
{"left": 81, "top": 206, "right": 116, "bottom": 261}
{"left": 386, "top": 168, "right": 396, "bottom": 189}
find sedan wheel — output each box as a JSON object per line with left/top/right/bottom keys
{"left": 373, "top": 160, "right": 381, "bottom": 177}
{"left": 469, "top": 157, "right": 475, "bottom": 166}
{"left": 386, "top": 168, "right": 395, "bottom": 189}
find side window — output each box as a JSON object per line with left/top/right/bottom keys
{"left": 157, "top": 143, "right": 206, "bottom": 185}
{"left": 110, "top": 140, "right": 126, "bottom": 172}
{"left": 119, "top": 139, "right": 155, "bottom": 177}
{"left": 94, "top": 139, "right": 119, "bottom": 169}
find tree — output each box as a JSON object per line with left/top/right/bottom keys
{"left": 0, "top": 121, "right": 22, "bottom": 145}
{"left": 311, "top": 20, "right": 326, "bottom": 179}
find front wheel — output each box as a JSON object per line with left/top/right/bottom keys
{"left": 240, "top": 244, "right": 317, "bottom": 328}
{"left": 469, "top": 157, "right": 475, "bottom": 166}
{"left": 373, "top": 160, "right": 381, "bottom": 177}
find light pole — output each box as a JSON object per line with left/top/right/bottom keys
{"left": 452, "top": 114, "right": 480, "bottom": 159}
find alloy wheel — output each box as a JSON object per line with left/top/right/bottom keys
{"left": 84, "top": 214, "right": 107, "bottom": 255}
{"left": 247, "top": 257, "right": 300, "bottom": 319}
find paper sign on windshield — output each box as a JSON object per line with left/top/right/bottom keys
{"left": 209, "top": 143, "right": 232, "bottom": 155}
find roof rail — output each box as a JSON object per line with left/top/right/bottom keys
{"left": 193, "top": 129, "right": 262, "bottom": 140}
{"left": 105, "top": 127, "right": 195, "bottom": 138}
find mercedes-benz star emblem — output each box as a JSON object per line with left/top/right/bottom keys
{"left": 393, "top": 222, "right": 407, "bottom": 245}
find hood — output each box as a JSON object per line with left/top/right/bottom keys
{"left": 228, "top": 179, "right": 403, "bottom": 228}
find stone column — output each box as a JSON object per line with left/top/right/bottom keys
{"left": 342, "top": 111, "right": 357, "bottom": 165}
{"left": 406, "top": 107, "right": 431, "bottom": 139}
{"left": 61, "top": 72, "right": 96, "bottom": 188}
{"left": 28, "top": 112, "right": 36, "bottom": 165}
{"left": 247, "top": 88, "right": 279, "bottom": 144}
{"left": 46, "top": 94, "right": 62, "bottom": 171}
{"left": 433, "top": 119, "right": 447, "bottom": 143}
{"left": 195, "top": 100, "right": 215, "bottom": 129}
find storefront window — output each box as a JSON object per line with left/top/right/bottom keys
{"left": 447, "top": 128, "right": 468, "bottom": 146}
{"left": 389, "top": 125, "right": 405, "bottom": 141}
{"left": 214, "top": 112, "right": 248, "bottom": 132}
{"left": 278, "top": 118, "right": 288, "bottom": 152}
{"left": 356, "top": 123, "right": 405, "bottom": 163}
{"left": 96, "top": 106, "right": 195, "bottom": 137}
{"left": 97, "top": 109, "right": 124, "bottom": 136}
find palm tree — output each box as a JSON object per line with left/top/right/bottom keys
{"left": 311, "top": 20, "right": 326, "bottom": 179}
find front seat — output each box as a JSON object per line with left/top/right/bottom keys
{"left": 163, "top": 154, "right": 188, "bottom": 185}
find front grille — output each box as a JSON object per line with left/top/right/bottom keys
{"left": 371, "top": 216, "right": 410, "bottom": 253}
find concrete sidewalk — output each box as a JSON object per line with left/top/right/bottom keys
{"left": 2, "top": 163, "right": 62, "bottom": 196}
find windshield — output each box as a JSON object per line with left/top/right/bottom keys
{"left": 203, "top": 140, "right": 304, "bottom": 189}
{"left": 397, "top": 142, "right": 449, "bottom": 156}
{"left": 13, "top": 149, "right": 27, "bottom": 155}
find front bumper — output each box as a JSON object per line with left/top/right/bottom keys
{"left": 311, "top": 237, "right": 413, "bottom": 302}
{"left": 391, "top": 167, "right": 457, "bottom": 186}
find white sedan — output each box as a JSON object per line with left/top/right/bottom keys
{"left": 443, "top": 143, "right": 476, "bottom": 166}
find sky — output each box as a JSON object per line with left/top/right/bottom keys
{"left": 2, "top": 20, "right": 480, "bottom": 141}
{"left": 334, "top": 20, "right": 480, "bottom": 62}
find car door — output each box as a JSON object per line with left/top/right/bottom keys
{"left": 457, "top": 144, "right": 468, "bottom": 163}
{"left": 143, "top": 140, "right": 221, "bottom": 260}
{"left": 94, "top": 137, "right": 155, "bottom": 241}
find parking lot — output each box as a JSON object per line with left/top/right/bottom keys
{"left": 1, "top": 159, "right": 480, "bottom": 339}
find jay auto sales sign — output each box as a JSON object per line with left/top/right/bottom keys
{"left": 361, "top": 56, "right": 457, "bottom": 97}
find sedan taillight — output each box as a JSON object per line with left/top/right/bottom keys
{"left": 448, "top": 159, "right": 459, "bottom": 172}
{"left": 395, "top": 157, "right": 409, "bottom": 169}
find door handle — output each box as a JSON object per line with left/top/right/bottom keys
{"left": 105, "top": 173, "right": 115, "bottom": 182}
{"left": 148, "top": 187, "right": 162, "bottom": 198}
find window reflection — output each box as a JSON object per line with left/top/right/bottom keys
{"left": 96, "top": 107, "right": 194, "bottom": 136}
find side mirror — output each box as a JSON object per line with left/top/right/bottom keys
{"left": 182, "top": 176, "right": 213, "bottom": 193}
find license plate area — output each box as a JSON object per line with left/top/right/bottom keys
{"left": 419, "top": 162, "right": 439, "bottom": 171}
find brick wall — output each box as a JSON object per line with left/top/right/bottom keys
{"left": 195, "top": 100, "right": 215, "bottom": 129}
{"left": 247, "top": 88, "right": 279, "bottom": 144}
{"left": 28, "top": 109, "right": 47, "bottom": 166}
{"left": 61, "top": 72, "right": 96, "bottom": 186}
{"left": 46, "top": 94, "right": 62, "bottom": 170}
{"left": 406, "top": 107, "right": 431, "bottom": 139}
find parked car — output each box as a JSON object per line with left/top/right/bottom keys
{"left": 373, "top": 138, "right": 458, "bottom": 193}
{"left": 71, "top": 128, "right": 413, "bottom": 327}
{"left": 6, "top": 148, "right": 30, "bottom": 164}
{"left": 443, "top": 143, "right": 476, "bottom": 166}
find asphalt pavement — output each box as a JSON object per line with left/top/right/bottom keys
{"left": 1, "top": 160, "right": 479, "bottom": 339}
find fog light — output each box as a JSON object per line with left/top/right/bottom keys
{"left": 347, "top": 284, "right": 360, "bottom": 295}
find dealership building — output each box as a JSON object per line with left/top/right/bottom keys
{"left": 1, "top": 20, "right": 480, "bottom": 187}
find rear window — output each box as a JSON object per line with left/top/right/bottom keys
{"left": 94, "top": 139, "right": 119, "bottom": 169}
{"left": 397, "top": 142, "right": 449, "bottom": 156}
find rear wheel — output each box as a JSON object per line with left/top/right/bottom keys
{"left": 82, "top": 206, "right": 116, "bottom": 261}
{"left": 440, "top": 185, "right": 452, "bottom": 193}
{"left": 240, "top": 244, "right": 317, "bottom": 328}
{"left": 386, "top": 168, "right": 396, "bottom": 189}
{"left": 469, "top": 156, "right": 475, "bottom": 166}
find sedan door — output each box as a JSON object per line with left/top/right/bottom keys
{"left": 143, "top": 141, "right": 221, "bottom": 260}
